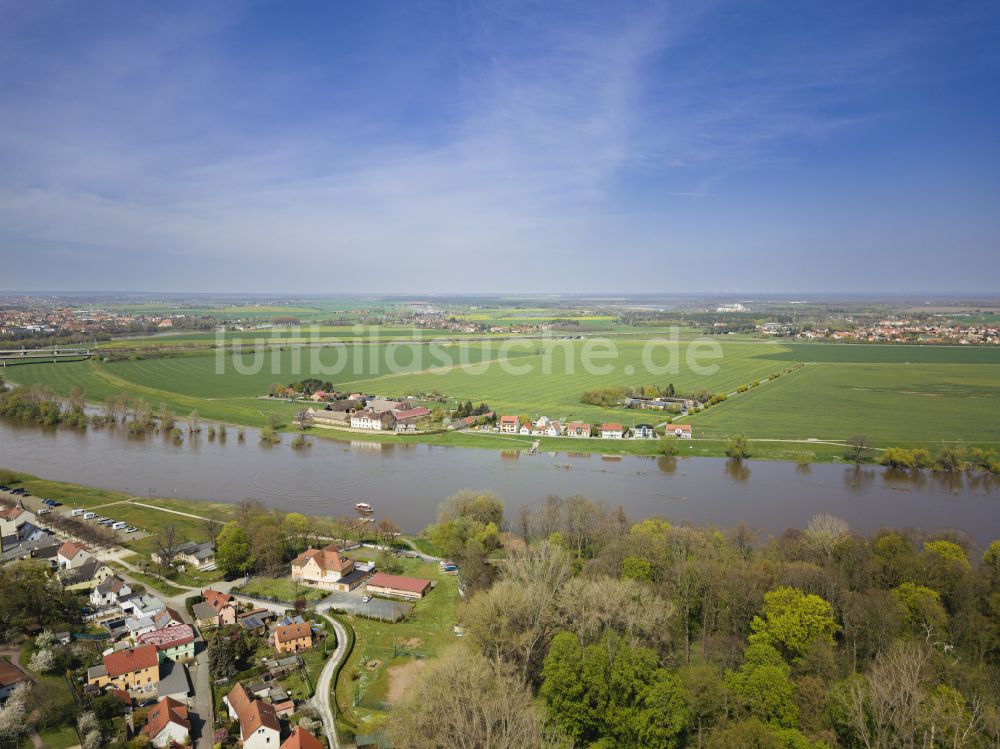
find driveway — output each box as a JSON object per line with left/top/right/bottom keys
{"left": 316, "top": 591, "right": 411, "bottom": 622}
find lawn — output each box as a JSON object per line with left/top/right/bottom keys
{"left": 238, "top": 576, "right": 327, "bottom": 604}
{"left": 336, "top": 557, "right": 460, "bottom": 731}
{"left": 37, "top": 725, "right": 80, "bottom": 749}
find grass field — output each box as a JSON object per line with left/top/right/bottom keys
{"left": 5, "top": 336, "right": 1000, "bottom": 456}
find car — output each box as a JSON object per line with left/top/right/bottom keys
{"left": 70, "top": 509, "right": 85, "bottom": 516}
{"left": 50, "top": 501, "right": 62, "bottom": 507}
{"left": 83, "top": 512, "right": 97, "bottom": 519}
{"left": 361, "top": 595, "right": 373, "bottom": 603}
{"left": 112, "top": 522, "right": 127, "bottom": 530}
{"left": 37, "top": 508, "right": 51, "bottom": 515}
{"left": 124, "top": 527, "right": 137, "bottom": 533}
{"left": 0, "top": 485, "right": 9, "bottom": 491}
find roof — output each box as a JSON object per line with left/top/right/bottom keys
{"left": 104, "top": 644, "right": 158, "bottom": 677}
{"left": 669, "top": 424, "right": 692, "bottom": 432}
{"left": 240, "top": 699, "right": 280, "bottom": 740}
{"left": 57, "top": 540, "right": 87, "bottom": 559}
{"left": 192, "top": 601, "right": 218, "bottom": 620}
{"left": 601, "top": 423, "right": 623, "bottom": 431}
{"left": 291, "top": 543, "right": 351, "bottom": 573}
{"left": 367, "top": 572, "right": 432, "bottom": 594}
{"left": 156, "top": 661, "right": 192, "bottom": 698}
{"left": 137, "top": 624, "right": 195, "bottom": 650}
{"left": 274, "top": 622, "right": 312, "bottom": 643}
{"left": 566, "top": 421, "right": 590, "bottom": 429}
{"left": 153, "top": 607, "right": 184, "bottom": 628}
{"left": 392, "top": 407, "right": 430, "bottom": 421}
{"left": 0, "top": 657, "right": 29, "bottom": 688}
{"left": 225, "top": 682, "right": 254, "bottom": 718}
{"left": 0, "top": 506, "right": 25, "bottom": 520}
{"left": 499, "top": 414, "right": 518, "bottom": 424}
{"left": 202, "top": 588, "right": 233, "bottom": 612}
{"left": 281, "top": 726, "right": 325, "bottom": 749}
{"left": 143, "top": 696, "right": 190, "bottom": 740}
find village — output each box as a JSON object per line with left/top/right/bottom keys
{"left": 1, "top": 483, "right": 446, "bottom": 749}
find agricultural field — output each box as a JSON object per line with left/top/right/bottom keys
{"left": 4, "top": 336, "right": 999, "bottom": 454}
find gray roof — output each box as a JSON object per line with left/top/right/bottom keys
{"left": 192, "top": 601, "right": 218, "bottom": 620}
{"left": 87, "top": 664, "right": 107, "bottom": 680}
{"left": 157, "top": 661, "right": 191, "bottom": 698}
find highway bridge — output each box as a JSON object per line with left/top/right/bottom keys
{"left": 0, "top": 348, "right": 92, "bottom": 365}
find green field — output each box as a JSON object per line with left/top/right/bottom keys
{"left": 5, "top": 336, "right": 1000, "bottom": 456}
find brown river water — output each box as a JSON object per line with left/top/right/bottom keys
{"left": 1, "top": 419, "right": 997, "bottom": 545}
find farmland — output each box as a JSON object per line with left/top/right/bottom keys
{"left": 3, "top": 336, "right": 999, "bottom": 456}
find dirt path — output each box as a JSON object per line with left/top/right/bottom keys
{"left": 386, "top": 658, "right": 427, "bottom": 704}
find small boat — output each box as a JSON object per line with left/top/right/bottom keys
{"left": 355, "top": 502, "right": 374, "bottom": 513}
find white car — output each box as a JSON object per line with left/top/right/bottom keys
{"left": 70, "top": 508, "right": 85, "bottom": 516}
{"left": 362, "top": 595, "right": 373, "bottom": 603}
{"left": 112, "top": 521, "right": 127, "bottom": 530}
{"left": 83, "top": 512, "right": 97, "bottom": 519}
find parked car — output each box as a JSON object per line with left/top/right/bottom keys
{"left": 49, "top": 500, "right": 62, "bottom": 507}
{"left": 362, "top": 595, "right": 373, "bottom": 603}
{"left": 112, "top": 522, "right": 127, "bottom": 530}
{"left": 124, "top": 527, "right": 137, "bottom": 534}
{"left": 70, "top": 508, "right": 85, "bottom": 516}
{"left": 37, "top": 508, "right": 51, "bottom": 515}
{"left": 83, "top": 512, "right": 97, "bottom": 519}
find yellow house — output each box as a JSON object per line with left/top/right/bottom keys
{"left": 87, "top": 644, "right": 159, "bottom": 694}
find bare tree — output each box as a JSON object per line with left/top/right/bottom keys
{"left": 804, "top": 513, "right": 850, "bottom": 564}
{"left": 846, "top": 434, "right": 875, "bottom": 464}
{"left": 155, "top": 523, "right": 181, "bottom": 573}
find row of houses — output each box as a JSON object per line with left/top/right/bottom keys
{"left": 307, "top": 399, "right": 432, "bottom": 433}
{"left": 223, "top": 682, "right": 324, "bottom": 749}
{"left": 497, "top": 415, "right": 693, "bottom": 440}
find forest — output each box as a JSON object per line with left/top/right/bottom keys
{"left": 397, "top": 491, "right": 1000, "bottom": 748}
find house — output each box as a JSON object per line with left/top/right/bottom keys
{"left": 62, "top": 558, "right": 116, "bottom": 591}
{"left": 391, "top": 407, "right": 430, "bottom": 432}
{"left": 0, "top": 530, "right": 61, "bottom": 565}
{"left": 56, "top": 540, "right": 92, "bottom": 569}
{"left": 367, "top": 398, "right": 403, "bottom": 413}
{"left": 156, "top": 660, "right": 192, "bottom": 704}
{"left": 291, "top": 544, "right": 367, "bottom": 591}
{"left": 0, "top": 505, "right": 36, "bottom": 540}
{"left": 126, "top": 616, "right": 158, "bottom": 639}
{"left": 195, "top": 588, "right": 237, "bottom": 627}
{"left": 0, "top": 657, "right": 29, "bottom": 702}
{"left": 350, "top": 409, "right": 395, "bottom": 431}
{"left": 153, "top": 607, "right": 185, "bottom": 631}
{"left": 281, "top": 726, "right": 324, "bottom": 749}
{"left": 142, "top": 696, "right": 190, "bottom": 748}
{"left": 91, "top": 576, "right": 132, "bottom": 608}
{"left": 634, "top": 424, "right": 656, "bottom": 439}
{"left": 88, "top": 644, "right": 160, "bottom": 693}
{"left": 137, "top": 624, "right": 196, "bottom": 662}
{"left": 273, "top": 622, "right": 313, "bottom": 655}
{"left": 565, "top": 421, "right": 590, "bottom": 438}
{"left": 365, "top": 572, "right": 432, "bottom": 600}
{"left": 121, "top": 594, "right": 166, "bottom": 619}
{"left": 153, "top": 541, "right": 215, "bottom": 571}
{"left": 664, "top": 424, "right": 692, "bottom": 439}
{"left": 309, "top": 391, "right": 331, "bottom": 402}
{"left": 225, "top": 683, "right": 281, "bottom": 749}
{"left": 544, "top": 421, "right": 563, "bottom": 437}
{"left": 518, "top": 422, "right": 532, "bottom": 435}
{"left": 498, "top": 415, "right": 518, "bottom": 433}
{"left": 448, "top": 415, "right": 477, "bottom": 431}
{"left": 601, "top": 423, "right": 623, "bottom": 439}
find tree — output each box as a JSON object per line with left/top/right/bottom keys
{"left": 391, "top": 646, "right": 556, "bottom": 749}
{"left": 891, "top": 582, "right": 948, "bottom": 635}
{"left": 252, "top": 524, "right": 286, "bottom": 576}
{"left": 726, "top": 435, "right": 752, "bottom": 461}
{"left": 294, "top": 409, "right": 311, "bottom": 430}
{"left": 748, "top": 586, "right": 838, "bottom": 660}
{"left": 803, "top": 513, "right": 850, "bottom": 564}
{"left": 437, "top": 490, "right": 505, "bottom": 527}
{"left": 215, "top": 521, "right": 252, "bottom": 576}
{"left": 845, "top": 434, "right": 874, "bottom": 464}
{"left": 186, "top": 409, "right": 200, "bottom": 434}
{"left": 622, "top": 556, "right": 654, "bottom": 583}
{"left": 207, "top": 631, "right": 238, "bottom": 680}
{"left": 0, "top": 682, "right": 31, "bottom": 743}
{"left": 725, "top": 643, "right": 798, "bottom": 729}
{"left": 658, "top": 436, "right": 679, "bottom": 457}
{"left": 154, "top": 522, "right": 181, "bottom": 573}
{"left": 29, "top": 648, "right": 56, "bottom": 672}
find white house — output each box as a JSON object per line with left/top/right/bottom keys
{"left": 601, "top": 423, "right": 624, "bottom": 439}
{"left": 56, "top": 541, "right": 92, "bottom": 569}
{"left": 565, "top": 421, "right": 590, "bottom": 438}
{"left": 142, "top": 696, "right": 191, "bottom": 748}
{"left": 544, "top": 421, "right": 563, "bottom": 437}
{"left": 633, "top": 424, "right": 656, "bottom": 439}
{"left": 350, "top": 409, "right": 395, "bottom": 431}
{"left": 91, "top": 576, "right": 132, "bottom": 608}
{"left": 290, "top": 544, "right": 366, "bottom": 591}
{"left": 665, "top": 424, "right": 692, "bottom": 439}
{"left": 0, "top": 505, "right": 36, "bottom": 539}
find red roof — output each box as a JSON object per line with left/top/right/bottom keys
{"left": 281, "top": 726, "right": 324, "bottom": 749}
{"left": 366, "top": 572, "right": 432, "bottom": 595}
{"left": 0, "top": 657, "right": 29, "bottom": 689}
{"left": 393, "top": 407, "right": 431, "bottom": 421}
{"left": 202, "top": 588, "right": 233, "bottom": 612}
{"left": 137, "top": 624, "right": 195, "bottom": 650}
{"left": 670, "top": 424, "right": 692, "bottom": 432}
{"left": 104, "top": 644, "right": 158, "bottom": 677}
{"left": 291, "top": 544, "right": 351, "bottom": 573}
{"left": 58, "top": 540, "right": 88, "bottom": 559}
{"left": 274, "top": 622, "right": 312, "bottom": 644}
{"left": 225, "top": 683, "right": 253, "bottom": 718}
{"left": 143, "top": 696, "right": 190, "bottom": 740}
{"left": 0, "top": 506, "right": 25, "bottom": 520}
{"left": 566, "top": 421, "right": 589, "bottom": 431}
{"left": 499, "top": 415, "right": 518, "bottom": 424}
{"left": 601, "top": 423, "right": 623, "bottom": 431}
{"left": 240, "top": 699, "right": 280, "bottom": 740}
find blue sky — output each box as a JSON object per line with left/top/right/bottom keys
{"left": 1, "top": 0, "right": 998, "bottom": 294}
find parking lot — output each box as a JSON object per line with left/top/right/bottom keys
{"left": 316, "top": 589, "right": 412, "bottom": 622}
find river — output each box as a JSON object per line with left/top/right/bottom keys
{"left": 1, "top": 419, "right": 998, "bottom": 544}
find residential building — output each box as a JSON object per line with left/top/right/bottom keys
{"left": 665, "top": 424, "right": 692, "bottom": 439}
{"left": 195, "top": 588, "right": 237, "bottom": 628}
{"left": 0, "top": 657, "right": 29, "bottom": 701}
{"left": 290, "top": 544, "right": 367, "bottom": 591}
{"left": 137, "top": 624, "right": 196, "bottom": 662}
{"left": 350, "top": 409, "right": 395, "bottom": 430}
{"left": 152, "top": 541, "right": 215, "bottom": 571}
{"left": 121, "top": 594, "right": 166, "bottom": 619}
{"left": 91, "top": 576, "right": 132, "bottom": 608}
{"left": 56, "top": 540, "right": 91, "bottom": 569}
{"left": 309, "top": 408, "right": 351, "bottom": 428}
{"left": 392, "top": 407, "right": 430, "bottom": 431}
{"left": 498, "top": 415, "right": 518, "bottom": 433}
{"left": 280, "top": 727, "right": 324, "bottom": 749}
{"left": 223, "top": 682, "right": 254, "bottom": 721}
{"left": 142, "top": 696, "right": 191, "bottom": 748}
{"left": 601, "top": 423, "right": 624, "bottom": 439}
{"left": 88, "top": 644, "right": 160, "bottom": 693}
{"left": 0, "top": 505, "right": 36, "bottom": 540}
{"left": 565, "top": 421, "right": 590, "bottom": 438}
{"left": 365, "top": 572, "right": 432, "bottom": 600}
{"left": 273, "top": 622, "right": 312, "bottom": 655}
{"left": 152, "top": 607, "right": 185, "bottom": 631}
{"left": 156, "top": 660, "right": 192, "bottom": 704}
{"left": 366, "top": 398, "right": 403, "bottom": 413}
{"left": 225, "top": 683, "right": 281, "bottom": 749}
{"left": 544, "top": 421, "right": 563, "bottom": 437}
{"left": 126, "top": 616, "right": 157, "bottom": 639}
{"left": 634, "top": 424, "right": 656, "bottom": 439}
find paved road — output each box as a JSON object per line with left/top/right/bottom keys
{"left": 317, "top": 590, "right": 410, "bottom": 622}
{"left": 310, "top": 613, "right": 349, "bottom": 749}
{"left": 190, "top": 644, "right": 214, "bottom": 749}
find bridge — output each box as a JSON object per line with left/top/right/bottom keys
{"left": 0, "top": 348, "right": 92, "bottom": 365}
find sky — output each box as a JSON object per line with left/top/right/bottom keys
{"left": 1, "top": 0, "right": 998, "bottom": 294}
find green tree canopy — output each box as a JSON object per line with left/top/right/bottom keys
{"left": 215, "top": 521, "right": 252, "bottom": 576}
{"left": 748, "top": 587, "right": 838, "bottom": 661}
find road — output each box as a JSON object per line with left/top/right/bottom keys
{"left": 310, "top": 613, "right": 349, "bottom": 749}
